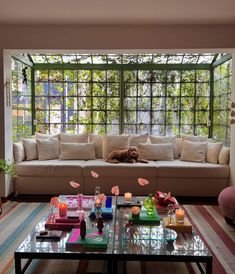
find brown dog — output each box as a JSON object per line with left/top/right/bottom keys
{"left": 106, "top": 146, "right": 148, "bottom": 164}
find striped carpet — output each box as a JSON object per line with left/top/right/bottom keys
{"left": 0, "top": 202, "right": 235, "bottom": 274}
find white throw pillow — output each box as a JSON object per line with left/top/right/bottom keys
{"left": 180, "top": 140, "right": 208, "bottom": 163}
{"left": 60, "top": 133, "right": 89, "bottom": 143}
{"left": 218, "top": 146, "right": 230, "bottom": 165}
{"left": 102, "top": 135, "right": 130, "bottom": 159}
{"left": 36, "top": 138, "right": 60, "bottom": 160}
{"left": 127, "top": 133, "right": 149, "bottom": 147}
{"left": 139, "top": 143, "right": 174, "bottom": 161}
{"left": 89, "top": 135, "right": 103, "bottom": 158}
{"left": 35, "top": 132, "right": 60, "bottom": 139}
{"left": 22, "top": 139, "right": 38, "bottom": 160}
{"left": 13, "top": 143, "right": 26, "bottom": 162}
{"left": 150, "top": 135, "right": 179, "bottom": 159}
{"left": 60, "top": 143, "right": 96, "bottom": 160}
{"left": 206, "top": 142, "right": 223, "bottom": 164}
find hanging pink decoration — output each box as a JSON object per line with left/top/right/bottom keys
{"left": 50, "top": 196, "right": 59, "bottom": 207}
{"left": 111, "top": 185, "right": 120, "bottom": 196}
{"left": 91, "top": 170, "right": 99, "bottom": 178}
{"left": 69, "top": 180, "right": 80, "bottom": 189}
{"left": 138, "top": 178, "right": 150, "bottom": 186}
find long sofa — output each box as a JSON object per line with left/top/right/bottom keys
{"left": 13, "top": 133, "right": 230, "bottom": 197}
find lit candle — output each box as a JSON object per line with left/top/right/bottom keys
{"left": 59, "top": 202, "right": 67, "bottom": 218}
{"left": 95, "top": 198, "right": 101, "bottom": 206}
{"left": 175, "top": 208, "right": 185, "bottom": 223}
{"left": 124, "top": 192, "right": 132, "bottom": 203}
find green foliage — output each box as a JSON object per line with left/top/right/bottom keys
{"left": 0, "top": 160, "right": 15, "bottom": 177}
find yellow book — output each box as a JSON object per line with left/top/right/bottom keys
{"left": 163, "top": 217, "right": 192, "bottom": 233}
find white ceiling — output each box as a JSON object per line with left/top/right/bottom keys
{"left": 1, "top": 0, "right": 235, "bottom": 25}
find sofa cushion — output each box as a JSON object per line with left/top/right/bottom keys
{"left": 102, "top": 135, "right": 130, "bottom": 159}
{"left": 83, "top": 159, "right": 158, "bottom": 178}
{"left": 22, "top": 139, "right": 38, "bottom": 160}
{"left": 36, "top": 138, "right": 60, "bottom": 160}
{"left": 206, "top": 142, "right": 223, "bottom": 164}
{"left": 218, "top": 146, "right": 230, "bottom": 165}
{"left": 150, "top": 135, "right": 178, "bottom": 158}
{"left": 139, "top": 143, "right": 174, "bottom": 161}
{"left": 15, "top": 159, "right": 85, "bottom": 177}
{"left": 35, "top": 132, "right": 60, "bottom": 139}
{"left": 60, "top": 133, "right": 89, "bottom": 143}
{"left": 180, "top": 140, "right": 207, "bottom": 163}
{"left": 157, "top": 159, "right": 229, "bottom": 178}
{"left": 89, "top": 135, "right": 103, "bottom": 158}
{"left": 59, "top": 142, "right": 96, "bottom": 160}
{"left": 129, "top": 133, "right": 149, "bottom": 146}
{"left": 13, "top": 142, "right": 26, "bottom": 162}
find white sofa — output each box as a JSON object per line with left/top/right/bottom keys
{"left": 13, "top": 133, "right": 230, "bottom": 197}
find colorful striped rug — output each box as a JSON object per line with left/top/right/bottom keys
{"left": 0, "top": 202, "right": 234, "bottom": 274}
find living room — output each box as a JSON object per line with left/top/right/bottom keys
{"left": 1, "top": 1, "right": 235, "bottom": 274}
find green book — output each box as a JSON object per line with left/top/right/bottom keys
{"left": 129, "top": 209, "right": 160, "bottom": 225}
{"left": 66, "top": 228, "right": 109, "bottom": 249}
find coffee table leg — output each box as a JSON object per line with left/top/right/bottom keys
{"left": 15, "top": 255, "right": 21, "bottom": 274}
{"left": 206, "top": 258, "right": 213, "bottom": 274}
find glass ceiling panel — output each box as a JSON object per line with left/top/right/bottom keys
{"left": 27, "top": 53, "right": 228, "bottom": 65}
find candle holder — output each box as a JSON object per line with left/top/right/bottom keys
{"left": 175, "top": 208, "right": 185, "bottom": 223}
{"left": 124, "top": 192, "right": 132, "bottom": 203}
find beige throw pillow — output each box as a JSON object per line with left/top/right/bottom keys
{"left": 22, "top": 139, "right": 38, "bottom": 160}
{"left": 36, "top": 138, "right": 60, "bottom": 160}
{"left": 180, "top": 140, "right": 208, "bottom": 163}
{"left": 102, "top": 135, "right": 130, "bottom": 159}
{"left": 60, "top": 143, "right": 96, "bottom": 160}
{"left": 218, "top": 146, "right": 230, "bottom": 165}
{"left": 139, "top": 143, "right": 174, "bottom": 161}
{"left": 35, "top": 132, "right": 60, "bottom": 139}
{"left": 129, "top": 133, "right": 149, "bottom": 146}
{"left": 150, "top": 135, "right": 179, "bottom": 159}
{"left": 206, "top": 142, "right": 223, "bottom": 164}
{"left": 179, "top": 135, "right": 208, "bottom": 156}
{"left": 60, "top": 133, "right": 89, "bottom": 143}
{"left": 89, "top": 135, "right": 103, "bottom": 158}
{"left": 13, "top": 143, "right": 26, "bottom": 162}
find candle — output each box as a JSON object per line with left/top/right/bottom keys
{"left": 95, "top": 198, "right": 101, "bottom": 206}
{"left": 124, "top": 192, "right": 132, "bottom": 203}
{"left": 59, "top": 202, "right": 67, "bottom": 218}
{"left": 175, "top": 208, "right": 185, "bottom": 223}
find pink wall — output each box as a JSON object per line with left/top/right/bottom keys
{"left": 0, "top": 24, "right": 235, "bottom": 50}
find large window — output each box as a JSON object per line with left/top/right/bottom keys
{"left": 11, "top": 53, "right": 232, "bottom": 143}
{"left": 12, "top": 59, "right": 32, "bottom": 142}
{"left": 213, "top": 59, "right": 232, "bottom": 144}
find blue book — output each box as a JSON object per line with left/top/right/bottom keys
{"left": 89, "top": 207, "right": 113, "bottom": 219}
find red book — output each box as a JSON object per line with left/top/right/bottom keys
{"left": 45, "top": 214, "right": 80, "bottom": 231}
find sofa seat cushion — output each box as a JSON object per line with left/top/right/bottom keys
{"left": 157, "top": 159, "right": 229, "bottom": 178}
{"left": 83, "top": 159, "right": 158, "bottom": 177}
{"left": 15, "top": 159, "right": 85, "bottom": 177}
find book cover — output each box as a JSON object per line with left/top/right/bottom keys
{"left": 66, "top": 228, "right": 109, "bottom": 249}
{"left": 89, "top": 208, "right": 113, "bottom": 219}
{"left": 36, "top": 230, "right": 63, "bottom": 240}
{"left": 45, "top": 214, "right": 80, "bottom": 230}
{"left": 117, "top": 196, "right": 141, "bottom": 208}
{"left": 129, "top": 209, "right": 160, "bottom": 225}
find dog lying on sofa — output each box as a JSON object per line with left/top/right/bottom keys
{"left": 106, "top": 146, "right": 148, "bottom": 164}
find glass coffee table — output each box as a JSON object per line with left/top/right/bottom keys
{"left": 14, "top": 196, "right": 212, "bottom": 274}
{"left": 113, "top": 196, "right": 212, "bottom": 274}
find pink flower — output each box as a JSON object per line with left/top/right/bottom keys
{"left": 50, "top": 196, "right": 59, "bottom": 207}
{"left": 111, "top": 185, "right": 120, "bottom": 196}
{"left": 69, "top": 180, "right": 80, "bottom": 189}
{"left": 91, "top": 170, "right": 99, "bottom": 178}
{"left": 97, "top": 193, "right": 106, "bottom": 203}
{"left": 138, "top": 178, "right": 150, "bottom": 186}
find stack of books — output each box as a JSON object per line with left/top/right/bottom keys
{"left": 45, "top": 213, "right": 81, "bottom": 231}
